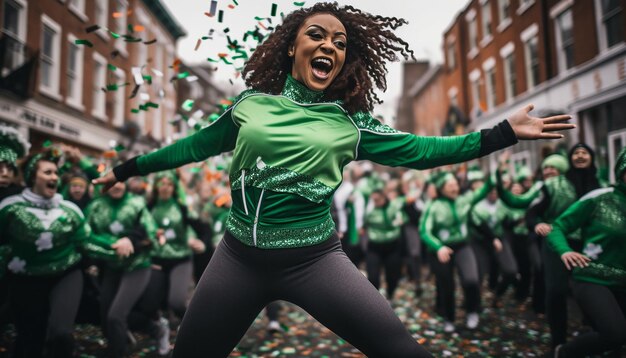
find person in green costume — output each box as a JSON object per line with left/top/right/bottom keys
{"left": 94, "top": 3, "right": 573, "bottom": 357}
{"left": 84, "top": 176, "right": 159, "bottom": 357}
{"left": 549, "top": 147, "right": 626, "bottom": 358}
{"left": 419, "top": 171, "right": 493, "bottom": 332}
{"left": 0, "top": 149, "right": 97, "bottom": 357}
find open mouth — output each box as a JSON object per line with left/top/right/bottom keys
{"left": 311, "top": 57, "right": 333, "bottom": 80}
{"left": 46, "top": 181, "right": 58, "bottom": 190}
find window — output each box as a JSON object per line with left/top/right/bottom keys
{"left": 481, "top": 1, "right": 493, "bottom": 40}
{"left": 483, "top": 58, "right": 497, "bottom": 109}
{"left": 447, "top": 42, "right": 456, "bottom": 70}
{"left": 467, "top": 10, "right": 479, "bottom": 56}
{"left": 556, "top": 9, "right": 575, "bottom": 72}
{"left": 498, "top": 0, "right": 512, "bottom": 30}
{"left": 113, "top": 69, "right": 125, "bottom": 127}
{"left": 40, "top": 15, "right": 62, "bottom": 99}
{"left": 524, "top": 36, "right": 540, "bottom": 89}
{"left": 599, "top": 0, "right": 624, "bottom": 49}
{"left": 1, "top": 0, "right": 27, "bottom": 75}
{"left": 92, "top": 53, "right": 107, "bottom": 119}
{"left": 94, "top": 0, "right": 109, "bottom": 39}
{"left": 503, "top": 53, "right": 517, "bottom": 101}
{"left": 68, "top": 0, "right": 87, "bottom": 21}
{"left": 66, "top": 34, "right": 84, "bottom": 108}
{"left": 114, "top": 0, "right": 128, "bottom": 55}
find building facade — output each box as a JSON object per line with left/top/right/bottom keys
{"left": 0, "top": 0, "right": 186, "bottom": 156}
{"left": 429, "top": 0, "right": 626, "bottom": 181}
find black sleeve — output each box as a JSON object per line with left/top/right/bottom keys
{"left": 479, "top": 120, "right": 518, "bottom": 157}
{"left": 112, "top": 156, "right": 141, "bottom": 182}
{"left": 525, "top": 187, "right": 550, "bottom": 231}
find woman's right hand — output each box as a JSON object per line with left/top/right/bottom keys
{"left": 92, "top": 171, "right": 118, "bottom": 193}
{"left": 111, "top": 237, "right": 134, "bottom": 258}
{"left": 561, "top": 251, "right": 591, "bottom": 270}
{"left": 437, "top": 246, "right": 454, "bottom": 264}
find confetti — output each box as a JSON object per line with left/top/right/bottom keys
{"left": 107, "top": 64, "right": 117, "bottom": 71}
{"left": 209, "top": 0, "right": 218, "bottom": 16}
{"left": 85, "top": 24, "right": 101, "bottom": 33}
{"left": 218, "top": 10, "right": 224, "bottom": 23}
{"left": 271, "top": 3, "right": 278, "bottom": 16}
{"left": 194, "top": 38, "right": 202, "bottom": 51}
{"left": 131, "top": 67, "right": 144, "bottom": 85}
{"left": 75, "top": 39, "right": 94, "bottom": 47}
{"left": 133, "top": 25, "right": 145, "bottom": 32}
{"left": 293, "top": 1, "right": 306, "bottom": 6}
{"left": 143, "top": 38, "right": 157, "bottom": 45}
{"left": 182, "top": 99, "right": 195, "bottom": 112}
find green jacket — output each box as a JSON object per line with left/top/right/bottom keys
{"left": 365, "top": 197, "right": 406, "bottom": 243}
{"left": 150, "top": 199, "right": 193, "bottom": 260}
{"left": 85, "top": 193, "right": 158, "bottom": 272}
{"left": 547, "top": 183, "right": 626, "bottom": 288}
{"left": 420, "top": 181, "right": 493, "bottom": 251}
{"left": 0, "top": 189, "right": 89, "bottom": 277}
{"left": 469, "top": 198, "right": 505, "bottom": 241}
{"left": 115, "top": 75, "right": 517, "bottom": 249}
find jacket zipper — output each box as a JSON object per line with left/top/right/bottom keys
{"left": 241, "top": 170, "right": 249, "bottom": 215}
{"left": 252, "top": 189, "right": 265, "bottom": 246}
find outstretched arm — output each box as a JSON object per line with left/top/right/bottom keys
{"left": 356, "top": 104, "right": 573, "bottom": 169}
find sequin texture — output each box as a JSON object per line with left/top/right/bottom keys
{"left": 230, "top": 165, "right": 334, "bottom": 203}
{"left": 225, "top": 214, "right": 335, "bottom": 249}
{"left": 351, "top": 111, "right": 402, "bottom": 134}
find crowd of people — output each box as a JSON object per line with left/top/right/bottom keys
{"left": 0, "top": 2, "right": 624, "bottom": 358}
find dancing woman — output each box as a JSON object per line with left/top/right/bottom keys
{"left": 95, "top": 3, "right": 572, "bottom": 357}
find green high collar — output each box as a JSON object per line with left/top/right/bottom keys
{"left": 280, "top": 74, "right": 325, "bottom": 104}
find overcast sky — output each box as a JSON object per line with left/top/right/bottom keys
{"left": 160, "top": 0, "right": 468, "bottom": 118}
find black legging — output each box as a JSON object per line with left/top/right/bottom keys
{"left": 471, "top": 236, "right": 518, "bottom": 297}
{"left": 558, "top": 281, "right": 626, "bottom": 357}
{"left": 366, "top": 239, "right": 402, "bottom": 299}
{"left": 401, "top": 225, "right": 422, "bottom": 286}
{"left": 428, "top": 242, "right": 480, "bottom": 322}
{"left": 173, "top": 231, "right": 432, "bottom": 358}
{"left": 100, "top": 267, "right": 151, "bottom": 358}
{"left": 9, "top": 268, "right": 83, "bottom": 358}
{"left": 265, "top": 301, "right": 282, "bottom": 322}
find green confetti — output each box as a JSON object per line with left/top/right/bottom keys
{"left": 43, "top": 140, "right": 53, "bottom": 148}
{"left": 182, "top": 99, "right": 195, "bottom": 112}
{"left": 106, "top": 84, "right": 119, "bottom": 91}
{"left": 131, "top": 108, "right": 140, "bottom": 113}
{"left": 177, "top": 71, "right": 190, "bottom": 79}
{"left": 254, "top": 16, "right": 265, "bottom": 21}
{"left": 145, "top": 102, "right": 159, "bottom": 108}
{"left": 107, "top": 64, "right": 117, "bottom": 71}
{"left": 218, "top": 10, "right": 224, "bottom": 23}
{"left": 142, "top": 75, "right": 153, "bottom": 84}
{"left": 293, "top": 1, "right": 305, "bottom": 6}
{"left": 233, "top": 0, "right": 239, "bottom": 5}
{"left": 223, "top": 27, "right": 230, "bottom": 33}
{"left": 114, "top": 144, "right": 126, "bottom": 152}
{"left": 75, "top": 39, "right": 93, "bottom": 47}
{"left": 127, "top": 24, "right": 134, "bottom": 33}
{"left": 109, "top": 31, "right": 121, "bottom": 39}
{"left": 207, "top": 57, "right": 219, "bottom": 63}
{"left": 271, "top": 3, "right": 278, "bottom": 16}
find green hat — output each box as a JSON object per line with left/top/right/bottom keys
{"left": 433, "top": 171, "right": 456, "bottom": 190}
{"left": 542, "top": 154, "right": 569, "bottom": 174}
{"left": 615, "top": 147, "right": 626, "bottom": 182}
{"left": 0, "top": 126, "right": 30, "bottom": 166}
{"left": 153, "top": 170, "right": 187, "bottom": 205}
{"left": 515, "top": 166, "right": 532, "bottom": 182}
{"left": 467, "top": 169, "right": 485, "bottom": 183}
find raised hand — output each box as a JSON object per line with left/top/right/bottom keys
{"left": 92, "top": 171, "right": 118, "bottom": 193}
{"left": 508, "top": 104, "right": 574, "bottom": 140}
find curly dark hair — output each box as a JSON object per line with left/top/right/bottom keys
{"left": 21, "top": 149, "right": 60, "bottom": 187}
{"left": 243, "top": 2, "right": 414, "bottom": 114}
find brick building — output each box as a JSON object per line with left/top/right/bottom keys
{"left": 0, "top": 0, "right": 190, "bottom": 156}
{"left": 416, "top": 0, "right": 626, "bottom": 181}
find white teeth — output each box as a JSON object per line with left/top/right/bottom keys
{"left": 313, "top": 58, "right": 332, "bottom": 67}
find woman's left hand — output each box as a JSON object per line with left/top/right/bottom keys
{"left": 508, "top": 104, "right": 574, "bottom": 140}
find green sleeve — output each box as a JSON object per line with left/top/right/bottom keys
{"left": 497, "top": 171, "right": 542, "bottom": 209}
{"left": 136, "top": 93, "right": 250, "bottom": 175}
{"left": 82, "top": 203, "right": 117, "bottom": 259}
{"left": 139, "top": 207, "right": 158, "bottom": 248}
{"left": 358, "top": 130, "right": 482, "bottom": 169}
{"left": 78, "top": 157, "right": 101, "bottom": 181}
{"left": 419, "top": 202, "right": 443, "bottom": 251}
{"left": 547, "top": 198, "right": 593, "bottom": 256}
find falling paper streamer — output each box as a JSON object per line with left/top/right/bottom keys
{"left": 209, "top": 0, "right": 218, "bottom": 16}
{"left": 271, "top": 3, "right": 278, "bottom": 16}
{"left": 143, "top": 38, "right": 157, "bottom": 45}
{"left": 194, "top": 38, "right": 202, "bottom": 51}
{"left": 75, "top": 39, "right": 94, "bottom": 47}
{"left": 85, "top": 24, "right": 101, "bottom": 33}
{"left": 185, "top": 75, "right": 199, "bottom": 82}
{"left": 131, "top": 67, "right": 144, "bottom": 85}
{"left": 152, "top": 69, "right": 163, "bottom": 77}
{"left": 218, "top": 10, "right": 224, "bottom": 23}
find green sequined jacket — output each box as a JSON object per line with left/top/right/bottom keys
{"left": 84, "top": 193, "right": 158, "bottom": 272}
{"left": 419, "top": 181, "right": 493, "bottom": 251}
{"left": 468, "top": 198, "right": 506, "bottom": 241}
{"left": 0, "top": 189, "right": 89, "bottom": 277}
{"left": 150, "top": 199, "right": 193, "bottom": 260}
{"left": 365, "top": 197, "right": 406, "bottom": 243}
{"left": 547, "top": 183, "right": 626, "bottom": 288}
{"left": 113, "top": 75, "right": 517, "bottom": 249}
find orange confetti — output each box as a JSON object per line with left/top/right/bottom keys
{"left": 417, "top": 338, "right": 427, "bottom": 345}
{"left": 228, "top": 4, "right": 235, "bottom": 9}
{"left": 258, "top": 21, "right": 268, "bottom": 30}
{"left": 103, "top": 150, "right": 117, "bottom": 159}
{"left": 133, "top": 25, "right": 145, "bottom": 32}
{"left": 97, "top": 163, "right": 106, "bottom": 173}
{"left": 204, "top": 12, "right": 213, "bottom": 17}
{"left": 220, "top": 99, "right": 233, "bottom": 105}
{"left": 194, "top": 38, "right": 202, "bottom": 51}
{"left": 112, "top": 12, "right": 124, "bottom": 18}
{"left": 217, "top": 53, "right": 228, "bottom": 58}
